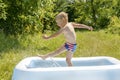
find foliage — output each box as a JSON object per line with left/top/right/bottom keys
{"left": 0, "top": 0, "right": 57, "bottom": 35}
{"left": 64, "top": 0, "right": 117, "bottom": 29}
{"left": 106, "top": 16, "right": 120, "bottom": 35}
{"left": 0, "top": 0, "right": 23, "bottom": 35}
{"left": 0, "top": 0, "right": 120, "bottom": 35}
{"left": 0, "top": 0, "right": 7, "bottom": 20}
{"left": 21, "top": 0, "right": 57, "bottom": 33}
{"left": 112, "top": 0, "right": 120, "bottom": 17}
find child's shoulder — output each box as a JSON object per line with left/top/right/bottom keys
{"left": 67, "top": 22, "right": 72, "bottom": 25}
{"left": 65, "top": 22, "right": 72, "bottom": 27}
{"left": 65, "top": 22, "right": 74, "bottom": 28}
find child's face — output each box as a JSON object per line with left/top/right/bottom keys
{"left": 56, "top": 18, "right": 66, "bottom": 28}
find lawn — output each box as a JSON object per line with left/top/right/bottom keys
{"left": 0, "top": 31, "right": 120, "bottom": 80}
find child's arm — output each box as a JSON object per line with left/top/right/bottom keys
{"left": 71, "top": 22, "right": 93, "bottom": 31}
{"left": 42, "top": 28, "right": 64, "bottom": 39}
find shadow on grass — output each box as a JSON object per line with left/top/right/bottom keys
{"left": 0, "top": 33, "right": 20, "bottom": 55}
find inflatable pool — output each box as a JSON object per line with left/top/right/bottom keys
{"left": 12, "top": 56, "right": 120, "bottom": 80}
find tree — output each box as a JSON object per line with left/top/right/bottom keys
{"left": 64, "top": 0, "right": 118, "bottom": 29}
{"left": 0, "top": 0, "right": 120, "bottom": 35}
{"left": 0, "top": 0, "right": 7, "bottom": 20}
{"left": 0, "top": 0, "right": 57, "bottom": 35}
{"left": 0, "top": 0, "right": 23, "bottom": 35}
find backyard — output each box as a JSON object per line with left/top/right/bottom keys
{"left": 0, "top": 31, "right": 120, "bottom": 80}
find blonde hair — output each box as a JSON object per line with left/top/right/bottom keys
{"left": 56, "top": 12, "right": 68, "bottom": 22}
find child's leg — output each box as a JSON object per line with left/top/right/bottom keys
{"left": 66, "top": 51, "right": 73, "bottom": 66}
{"left": 39, "top": 44, "right": 66, "bottom": 59}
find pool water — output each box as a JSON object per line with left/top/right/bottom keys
{"left": 26, "top": 57, "right": 116, "bottom": 68}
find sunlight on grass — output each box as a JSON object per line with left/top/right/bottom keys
{"left": 0, "top": 31, "right": 120, "bottom": 80}
{"left": 76, "top": 31, "right": 120, "bottom": 58}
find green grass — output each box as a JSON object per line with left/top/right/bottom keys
{"left": 0, "top": 31, "right": 120, "bottom": 80}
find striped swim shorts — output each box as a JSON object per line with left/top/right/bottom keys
{"left": 64, "top": 42, "right": 77, "bottom": 53}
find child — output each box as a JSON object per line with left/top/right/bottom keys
{"left": 39, "top": 12, "right": 93, "bottom": 66}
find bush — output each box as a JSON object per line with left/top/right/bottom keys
{"left": 65, "top": 0, "right": 115, "bottom": 29}
{"left": 0, "top": 0, "right": 120, "bottom": 35}
{"left": 0, "top": 0, "right": 57, "bottom": 35}
{"left": 106, "top": 16, "right": 120, "bottom": 35}
{"left": 0, "top": 0, "right": 7, "bottom": 20}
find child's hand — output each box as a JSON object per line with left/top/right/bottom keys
{"left": 42, "top": 35, "right": 49, "bottom": 39}
{"left": 89, "top": 26, "right": 93, "bottom": 31}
